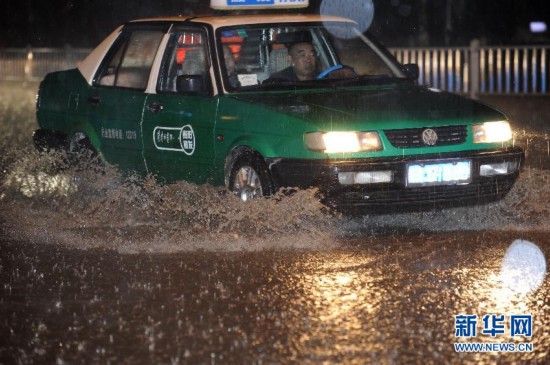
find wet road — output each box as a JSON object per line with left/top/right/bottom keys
{"left": 1, "top": 229, "right": 548, "bottom": 364}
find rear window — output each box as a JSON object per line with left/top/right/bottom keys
{"left": 95, "top": 29, "right": 164, "bottom": 90}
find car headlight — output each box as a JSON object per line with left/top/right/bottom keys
{"left": 473, "top": 121, "right": 512, "bottom": 143}
{"left": 305, "top": 131, "right": 382, "bottom": 153}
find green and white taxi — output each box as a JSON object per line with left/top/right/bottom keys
{"left": 34, "top": 2, "right": 523, "bottom": 212}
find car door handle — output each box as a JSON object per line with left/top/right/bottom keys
{"left": 147, "top": 102, "right": 163, "bottom": 113}
{"left": 88, "top": 96, "right": 101, "bottom": 106}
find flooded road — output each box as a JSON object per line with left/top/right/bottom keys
{"left": 1, "top": 230, "right": 549, "bottom": 364}
{"left": 1, "top": 82, "right": 550, "bottom": 363}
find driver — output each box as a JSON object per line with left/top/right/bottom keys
{"left": 265, "top": 30, "right": 356, "bottom": 83}
{"left": 267, "top": 41, "right": 318, "bottom": 82}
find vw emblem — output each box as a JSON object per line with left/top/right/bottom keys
{"left": 422, "top": 128, "right": 438, "bottom": 146}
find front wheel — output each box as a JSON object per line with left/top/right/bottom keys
{"left": 227, "top": 151, "right": 274, "bottom": 201}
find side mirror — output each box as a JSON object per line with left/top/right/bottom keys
{"left": 402, "top": 63, "right": 419, "bottom": 81}
{"left": 176, "top": 75, "right": 207, "bottom": 95}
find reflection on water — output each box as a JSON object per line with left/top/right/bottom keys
{"left": 293, "top": 256, "right": 387, "bottom": 361}
{"left": 304, "top": 257, "right": 376, "bottom": 326}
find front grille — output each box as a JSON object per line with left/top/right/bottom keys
{"left": 326, "top": 175, "right": 518, "bottom": 213}
{"left": 384, "top": 125, "right": 467, "bottom": 148}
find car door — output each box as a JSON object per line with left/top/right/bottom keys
{"left": 87, "top": 24, "right": 167, "bottom": 173}
{"left": 142, "top": 26, "right": 218, "bottom": 184}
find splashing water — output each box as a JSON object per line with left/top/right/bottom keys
{"left": 2, "top": 82, "right": 550, "bottom": 253}
{"left": 1, "top": 148, "right": 335, "bottom": 252}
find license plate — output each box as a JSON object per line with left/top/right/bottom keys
{"left": 407, "top": 160, "right": 471, "bottom": 187}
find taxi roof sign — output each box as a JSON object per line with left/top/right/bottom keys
{"left": 210, "top": 0, "right": 309, "bottom": 10}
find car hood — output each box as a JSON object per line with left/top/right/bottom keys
{"left": 229, "top": 83, "right": 506, "bottom": 130}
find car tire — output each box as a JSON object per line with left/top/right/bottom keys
{"left": 227, "top": 150, "right": 275, "bottom": 201}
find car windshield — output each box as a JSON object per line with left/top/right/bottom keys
{"left": 216, "top": 21, "right": 406, "bottom": 91}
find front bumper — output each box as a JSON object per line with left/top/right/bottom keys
{"left": 267, "top": 147, "right": 524, "bottom": 213}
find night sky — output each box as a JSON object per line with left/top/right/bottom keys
{"left": 0, "top": 0, "right": 549, "bottom": 48}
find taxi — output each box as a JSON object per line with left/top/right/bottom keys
{"left": 34, "top": 1, "right": 523, "bottom": 212}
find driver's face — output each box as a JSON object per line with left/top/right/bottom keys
{"left": 289, "top": 42, "right": 317, "bottom": 81}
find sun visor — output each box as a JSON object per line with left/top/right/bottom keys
{"left": 275, "top": 30, "right": 312, "bottom": 46}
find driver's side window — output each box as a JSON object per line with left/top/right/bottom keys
{"left": 158, "top": 29, "right": 210, "bottom": 94}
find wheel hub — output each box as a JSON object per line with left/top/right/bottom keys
{"left": 233, "top": 165, "right": 262, "bottom": 201}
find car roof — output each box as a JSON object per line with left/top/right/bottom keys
{"left": 77, "top": 14, "right": 355, "bottom": 87}
{"left": 129, "top": 14, "right": 354, "bottom": 29}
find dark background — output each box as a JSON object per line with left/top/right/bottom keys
{"left": 0, "top": 0, "right": 549, "bottom": 48}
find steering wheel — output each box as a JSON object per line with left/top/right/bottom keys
{"left": 316, "top": 64, "right": 344, "bottom": 79}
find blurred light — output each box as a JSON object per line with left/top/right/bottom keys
{"left": 321, "top": 0, "right": 374, "bottom": 38}
{"left": 530, "top": 21, "right": 547, "bottom": 33}
{"left": 499, "top": 239, "right": 546, "bottom": 295}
